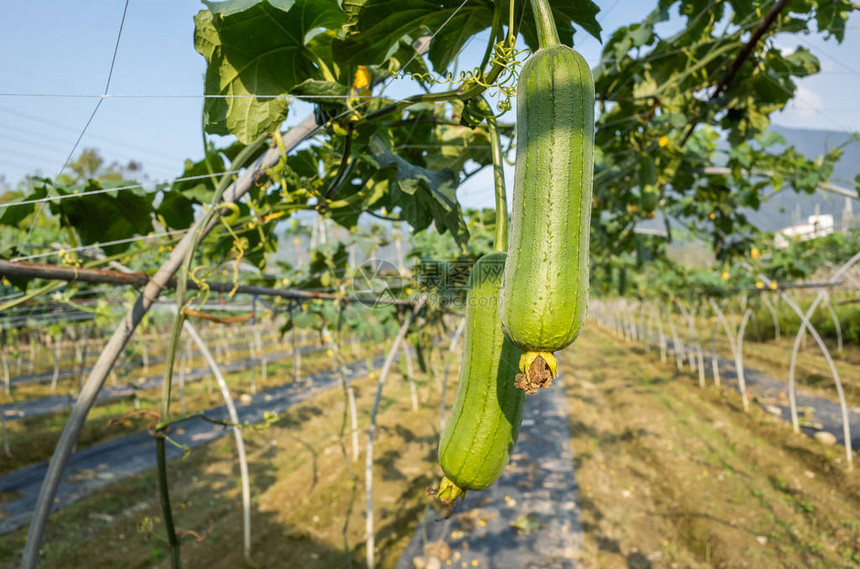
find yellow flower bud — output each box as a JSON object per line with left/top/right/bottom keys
{"left": 353, "top": 65, "right": 371, "bottom": 90}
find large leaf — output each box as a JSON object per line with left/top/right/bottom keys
{"left": 365, "top": 136, "right": 468, "bottom": 247}
{"left": 49, "top": 181, "right": 155, "bottom": 256}
{"left": 519, "top": 0, "right": 601, "bottom": 50}
{"left": 335, "top": 0, "right": 457, "bottom": 69}
{"left": 0, "top": 183, "right": 48, "bottom": 227}
{"left": 426, "top": 0, "right": 494, "bottom": 72}
{"left": 195, "top": 0, "right": 344, "bottom": 143}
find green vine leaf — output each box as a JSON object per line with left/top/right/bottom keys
{"left": 48, "top": 181, "right": 155, "bottom": 256}
{"left": 518, "top": 0, "right": 601, "bottom": 50}
{"left": 0, "top": 183, "right": 48, "bottom": 227}
{"left": 335, "top": 0, "right": 492, "bottom": 73}
{"left": 290, "top": 79, "right": 349, "bottom": 106}
{"left": 195, "top": 0, "right": 344, "bottom": 143}
{"left": 365, "top": 136, "right": 468, "bottom": 247}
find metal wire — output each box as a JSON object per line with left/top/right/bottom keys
{"left": 0, "top": 93, "right": 385, "bottom": 99}
{"left": 11, "top": 229, "right": 189, "bottom": 262}
{"left": 17, "top": 0, "right": 132, "bottom": 259}
{"left": 0, "top": 169, "right": 244, "bottom": 210}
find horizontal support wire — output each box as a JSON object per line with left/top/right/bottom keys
{"left": 11, "top": 230, "right": 189, "bottom": 262}
{"left": 0, "top": 92, "right": 419, "bottom": 100}
{"left": 0, "top": 170, "right": 244, "bottom": 209}
{"left": 0, "top": 259, "right": 415, "bottom": 306}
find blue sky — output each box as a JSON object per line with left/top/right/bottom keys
{"left": 0, "top": 0, "right": 857, "bottom": 212}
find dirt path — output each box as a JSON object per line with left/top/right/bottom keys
{"left": 396, "top": 380, "right": 583, "bottom": 569}
{"left": 0, "top": 355, "right": 382, "bottom": 535}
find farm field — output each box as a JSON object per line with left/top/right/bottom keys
{"left": 631, "top": 297, "right": 860, "bottom": 409}
{"left": 1, "top": 0, "right": 859, "bottom": 568}
{"left": 2, "top": 327, "right": 858, "bottom": 568}
{"left": 0, "top": 341, "right": 372, "bottom": 476}
{"left": 565, "top": 329, "right": 860, "bottom": 568}
{"left": 0, "top": 356, "right": 442, "bottom": 568}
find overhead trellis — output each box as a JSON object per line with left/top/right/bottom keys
{"left": 0, "top": 3, "right": 855, "bottom": 567}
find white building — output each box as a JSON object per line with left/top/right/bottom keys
{"left": 774, "top": 213, "right": 835, "bottom": 249}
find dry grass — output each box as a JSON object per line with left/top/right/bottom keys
{"left": 563, "top": 326, "right": 860, "bottom": 568}
{"left": 0, "top": 359, "right": 449, "bottom": 568}
{"left": 7, "top": 323, "right": 859, "bottom": 568}
{"left": 685, "top": 316, "right": 860, "bottom": 407}
{"left": 0, "top": 345, "right": 357, "bottom": 476}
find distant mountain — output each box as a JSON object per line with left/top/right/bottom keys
{"left": 745, "top": 125, "right": 859, "bottom": 233}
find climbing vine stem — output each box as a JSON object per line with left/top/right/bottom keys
{"left": 154, "top": 132, "right": 269, "bottom": 568}
{"left": 479, "top": 96, "right": 509, "bottom": 252}
{"left": 530, "top": 0, "right": 560, "bottom": 49}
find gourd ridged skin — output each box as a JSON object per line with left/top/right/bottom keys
{"left": 500, "top": 44, "right": 594, "bottom": 354}
{"left": 439, "top": 253, "right": 525, "bottom": 491}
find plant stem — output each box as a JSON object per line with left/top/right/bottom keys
{"left": 324, "top": 123, "right": 355, "bottom": 200}
{"left": 151, "top": 136, "right": 267, "bottom": 567}
{"left": 508, "top": 0, "right": 520, "bottom": 45}
{"left": 478, "top": 96, "right": 509, "bottom": 252}
{"left": 164, "top": 131, "right": 270, "bottom": 418}
{"left": 201, "top": 112, "right": 219, "bottom": 188}
{"left": 156, "top": 437, "right": 181, "bottom": 568}
{"left": 477, "top": 4, "right": 502, "bottom": 72}
{"left": 530, "top": 0, "right": 559, "bottom": 48}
